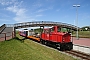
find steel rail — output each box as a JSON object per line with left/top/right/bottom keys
{"left": 64, "top": 50, "right": 90, "bottom": 60}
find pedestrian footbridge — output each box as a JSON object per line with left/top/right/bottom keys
{"left": 0, "top": 21, "right": 79, "bottom": 41}
{"left": 6, "top": 21, "right": 79, "bottom": 30}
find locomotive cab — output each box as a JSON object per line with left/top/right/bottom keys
{"left": 53, "top": 26, "right": 73, "bottom": 50}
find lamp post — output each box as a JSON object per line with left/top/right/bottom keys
{"left": 73, "top": 4, "right": 80, "bottom": 40}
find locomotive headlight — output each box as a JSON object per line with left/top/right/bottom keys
{"left": 63, "top": 39, "right": 65, "bottom": 42}
{"left": 63, "top": 38, "right": 65, "bottom": 42}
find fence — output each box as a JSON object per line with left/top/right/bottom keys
{"left": 0, "top": 31, "right": 15, "bottom": 41}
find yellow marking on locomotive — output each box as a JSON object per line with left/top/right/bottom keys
{"left": 27, "top": 36, "right": 40, "bottom": 41}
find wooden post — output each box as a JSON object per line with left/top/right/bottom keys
{"left": 5, "top": 33, "right": 6, "bottom": 41}
{"left": 12, "top": 31, "right": 13, "bottom": 38}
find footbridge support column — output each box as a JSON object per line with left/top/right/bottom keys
{"left": 40, "top": 26, "right": 44, "bottom": 38}
{"left": 40, "top": 26, "right": 44, "bottom": 33}
{"left": 14, "top": 27, "right": 16, "bottom": 37}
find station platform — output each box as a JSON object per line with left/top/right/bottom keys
{"left": 73, "top": 37, "right": 90, "bottom": 47}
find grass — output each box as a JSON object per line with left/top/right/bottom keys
{"left": 73, "top": 31, "right": 90, "bottom": 38}
{"left": 0, "top": 35, "right": 78, "bottom": 60}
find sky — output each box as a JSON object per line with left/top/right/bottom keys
{"left": 0, "top": 0, "right": 90, "bottom": 27}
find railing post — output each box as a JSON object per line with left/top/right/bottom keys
{"left": 12, "top": 31, "right": 13, "bottom": 38}
{"left": 5, "top": 33, "right": 6, "bottom": 41}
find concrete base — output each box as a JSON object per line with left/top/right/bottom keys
{"left": 73, "top": 44, "right": 90, "bottom": 54}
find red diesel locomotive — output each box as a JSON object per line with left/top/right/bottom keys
{"left": 19, "top": 26, "right": 73, "bottom": 50}
{"left": 40, "top": 26, "right": 73, "bottom": 50}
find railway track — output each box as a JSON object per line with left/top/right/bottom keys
{"left": 30, "top": 40, "right": 90, "bottom": 60}
{"left": 63, "top": 50, "right": 90, "bottom": 60}
{"left": 27, "top": 39, "right": 90, "bottom": 60}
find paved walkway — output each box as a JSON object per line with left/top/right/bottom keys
{"left": 72, "top": 37, "right": 90, "bottom": 47}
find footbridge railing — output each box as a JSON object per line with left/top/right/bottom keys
{"left": 12, "top": 21, "right": 78, "bottom": 30}
{"left": 5, "top": 21, "right": 80, "bottom": 30}
{"left": 0, "top": 21, "right": 79, "bottom": 40}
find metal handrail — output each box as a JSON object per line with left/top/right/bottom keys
{"left": 0, "top": 24, "right": 6, "bottom": 33}
{"left": 5, "top": 21, "right": 79, "bottom": 30}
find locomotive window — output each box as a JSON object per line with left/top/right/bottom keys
{"left": 57, "top": 27, "right": 61, "bottom": 32}
{"left": 45, "top": 29, "right": 49, "bottom": 34}
{"left": 51, "top": 27, "right": 54, "bottom": 32}
{"left": 61, "top": 28, "right": 67, "bottom": 32}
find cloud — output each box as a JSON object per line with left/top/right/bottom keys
{"left": 13, "top": 16, "right": 31, "bottom": 23}
{"left": 6, "top": 5, "right": 26, "bottom": 15}
{"left": 4, "top": 0, "right": 32, "bottom": 23}
{"left": 33, "top": 3, "right": 42, "bottom": 8}
{"left": 36, "top": 14, "right": 43, "bottom": 17}
{"left": 37, "top": 9, "right": 48, "bottom": 12}
{"left": 0, "top": 0, "right": 54, "bottom": 23}
{"left": 36, "top": 7, "right": 53, "bottom": 13}
{"left": 0, "top": 0, "right": 17, "bottom": 5}
{"left": 0, "top": 0, "right": 11, "bottom": 5}
{"left": 56, "top": 9, "right": 60, "bottom": 11}
{"left": 0, "top": 19, "right": 10, "bottom": 22}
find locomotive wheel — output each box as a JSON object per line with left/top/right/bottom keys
{"left": 42, "top": 40, "right": 45, "bottom": 45}
{"left": 42, "top": 40, "right": 44, "bottom": 44}
{"left": 44, "top": 41, "right": 47, "bottom": 45}
{"left": 40, "top": 39, "right": 43, "bottom": 44}
{"left": 46, "top": 41, "right": 49, "bottom": 46}
{"left": 68, "top": 43, "right": 73, "bottom": 50}
{"left": 53, "top": 44, "right": 57, "bottom": 49}
{"left": 59, "top": 44, "right": 64, "bottom": 51}
{"left": 40, "top": 40, "right": 45, "bottom": 45}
